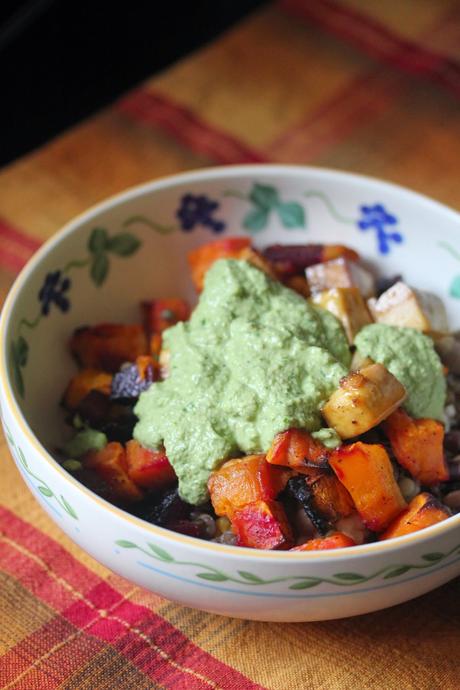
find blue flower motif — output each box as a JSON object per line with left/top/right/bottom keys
{"left": 357, "top": 203, "right": 403, "bottom": 255}
{"left": 176, "top": 194, "right": 225, "bottom": 233}
{"left": 38, "top": 270, "right": 71, "bottom": 316}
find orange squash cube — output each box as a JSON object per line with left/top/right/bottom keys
{"left": 266, "top": 429, "right": 330, "bottom": 476}
{"left": 231, "top": 500, "right": 293, "bottom": 550}
{"left": 329, "top": 442, "right": 406, "bottom": 532}
{"left": 208, "top": 454, "right": 290, "bottom": 519}
{"left": 125, "top": 440, "right": 176, "bottom": 490}
{"left": 384, "top": 408, "right": 448, "bottom": 486}
{"left": 380, "top": 492, "right": 450, "bottom": 540}
{"left": 291, "top": 532, "right": 356, "bottom": 551}
{"left": 141, "top": 298, "right": 190, "bottom": 336}
{"left": 63, "top": 369, "right": 112, "bottom": 410}
{"left": 70, "top": 324, "right": 148, "bottom": 372}
{"left": 188, "top": 237, "right": 252, "bottom": 291}
{"left": 83, "top": 442, "right": 143, "bottom": 502}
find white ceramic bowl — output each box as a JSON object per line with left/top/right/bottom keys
{"left": 1, "top": 165, "right": 460, "bottom": 622}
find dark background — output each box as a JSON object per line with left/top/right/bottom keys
{"left": 0, "top": 0, "right": 267, "bottom": 166}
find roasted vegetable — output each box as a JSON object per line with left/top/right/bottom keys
{"left": 83, "top": 442, "right": 143, "bottom": 502}
{"left": 291, "top": 532, "right": 356, "bottom": 551}
{"left": 380, "top": 492, "right": 450, "bottom": 540}
{"left": 307, "top": 473, "right": 355, "bottom": 523}
{"left": 188, "top": 237, "right": 251, "bottom": 291}
{"left": 322, "top": 363, "right": 406, "bottom": 439}
{"left": 262, "top": 244, "right": 359, "bottom": 279}
{"left": 383, "top": 408, "right": 448, "bottom": 486}
{"left": 286, "top": 476, "right": 330, "bottom": 535}
{"left": 329, "top": 442, "right": 407, "bottom": 532}
{"left": 125, "top": 440, "right": 176, "bottom": 490}
{"left": 231, "top": 500, "right": 293, "bottom": 549}
{"left": 284, "top": 275, "right": 311, "bottom": 298}
{"left": 131, "top": 487, "right": 191, "bottom": 526}
{"left": 111, "top": 356, "right": 155, "bottom": 400}
{"left": 266, "top": 428, "right": 330, "bottom": 474}
{"left": 70, "top": 323, "right": 148, "bottom": 372}
{"left": 367, "top": 281, "right": 448, "bottom": 333}
{"left": 141, "top": 298, "right": 190, "bottom": 337}
{"left": 63, "top": 369, "right": 112, "bottom": 410}
{"left": 208, "top": 454, "right": 290, "bottom": 519}
{"left": 306, "top": 257, "right": 375, "bottom": 299}
{"left": 311, "top": 287, "right": 372, "bottom": 343}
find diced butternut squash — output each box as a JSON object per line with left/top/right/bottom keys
{"left": 307, "top": 473, "right": 355, "bottom": 522}
{"left": 383, "top": 408, "right": 448, "bottom": 485}
{"left": 311, "top": 287, "right": 372, "bottom": 343}
{"left": 63, "top": 369, "right": 112, "bottom": 410}
{"left": 367, "top": 281, "right": 448, "bottom": 333}
{"left": 125, "top": 440, "right": 176, "bottom": 489}
{"left": 380, "top": 492, "right": 450, "bottom": 540}
{"left": 266, "top": 428, "right": 330, "bottom": 473}
{"left": 83, "top": 442, "right": 143, "bottom": 502}
{"left": 208, "top": 455, "right": 290, "bottom": 519}
{"left": 70, "top": 324, "right": 148, "bottom": 372}
{"left": 263, "top": 244, "right": 360, "bottom": 279}
{"left": 322, "top": 363, "right": 406, "bottom": 439}
{"left": 231, "top": 500, "right": 293, "bottom": 549}
{"left": 306, "top": 257, "right": 375, "bottom": 299}
{"left": 291, "top": 532, "right": 356, "bottom": 551}
{"left": 329, "top": 442, "right": 407, "bottom": 532}
{"left": 141, "top": 298, "right": 190, "bottom": 337}
{"left": 237, "top": 247, "right": 277, "bottom": 279}
{"left": 188, "top": 237, "right": 251, "bottom": 291}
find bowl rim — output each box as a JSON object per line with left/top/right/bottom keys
{"left": 1, "top": 162, "right": 460, "bottom": 562}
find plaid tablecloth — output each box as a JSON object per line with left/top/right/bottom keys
{"left": 1, "top": 2, "right": 460, "bottom": 688}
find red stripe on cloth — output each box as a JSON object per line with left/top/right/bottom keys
{"left": 117, "top": 89, "right": 269, "bottom": 164}
{"left": 0, "top": 508, "right": 267, "bottom": 690}
{"left": 267, "top": 68, "right": 400, "bottom": 162}
{"left": 280, "top": 0, "right": 460, "bottom": 99}
{"left": 0, "top": 217, "right": 42, "bottom": 273}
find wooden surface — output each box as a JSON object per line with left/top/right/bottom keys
{"left": 1, "top": 2, "right": 460, "bottom": 688}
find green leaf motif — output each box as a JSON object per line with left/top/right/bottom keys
{"left": 196, "top": 572, "right": 228, "bottom": 582}
{"left": 91, "top": 253, "right": 109, "bottom": 286}
{"left": 11, "top": 343, "right": 25, "bottom": 398}
{"left": 88, "top": 227, "right": 109, "bottom": 254}
{"left": 17, "top": 447, "right": 28, "bottom": 469}
{"left": 383, "top": 566, "right": 411, "bottom": 579}
{"left": 333, "top": 572, "right": 367, "bottom": 582}
{"left": 237, "top": 571, "right": 265, "bottom": 583}
{"left": 277, "top": 201, "right": 305, "bottom": 228}
{"left": 60, "top": 495, "right": 78, "bottom": 519}
{"left": 16, "top": 336, "right": 29, "bottom": 366}
{"left": 450, "top": 275, "right": 460, "bottom": 299}
{"left": 421, "top": 553, "right": 444, "bottom": 562}
{"left": 38, "top": 485, "right": 53, "bottom": 497}
{"left": 107, "top": 233, "right": 141, "bottom": 257}
{"left": 116, "top": 540, "right": 137, "bottom": 549}
{"left": 288, "top": 579, "right": 321, "bottom": 590}
{"left": 249, "top": 183, "right": 280, "bottom": 210}
{"left": 148, "top": 543, "right": 174, "bottom": 562}
{"left": 243, "top": 207, "right": 269, "bottom": 232}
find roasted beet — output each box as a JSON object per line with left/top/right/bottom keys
{"left": 263, "top": 244, "right": 323, "bottom": 277}
{"left": 166, "top": 520, "right": 202, "bottom": 538}
{"left": 111, "top": 362, "right": 153, "bottom": 400}
{"left": 131, "top": 487, "right": 192, "bottom": 526}
{"left": 286, "top": 476, "right": 330, "bottom": 535}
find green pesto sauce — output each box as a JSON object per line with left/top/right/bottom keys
{"left": 63, "top": 428, "right": 107, "bottom": 458}
{"left": 134, "top": 259, "right": 350, "bottom": 504}
{"left": 354, "top": 323, "right": 446, "bottom": 421}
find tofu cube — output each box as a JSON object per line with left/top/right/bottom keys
{"left": 367, "top": 281, "right": 448, "bottom": 333}
{"left": 306, "top": 258, "right": 375, "bottom": 299}
{"left": 311, "top": 288, "right": 372, "bottom": 342}
{"left": 322, "top": 363, "right": 406, "bottom": 439}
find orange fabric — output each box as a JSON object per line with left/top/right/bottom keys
{"left": 1, "top": 2, "right": 460, "bottom": 687}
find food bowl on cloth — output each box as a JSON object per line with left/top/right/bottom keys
{"left": 1, "top": 165, "right": 460, "bottom": 622}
